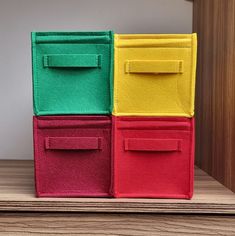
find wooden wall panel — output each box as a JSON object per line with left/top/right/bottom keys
{"left": 193, "top": 0, "right": 235, "bottom": 192}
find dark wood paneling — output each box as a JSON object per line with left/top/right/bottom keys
{"left": 193, "top": 0, "right": 235, "bottom": 192}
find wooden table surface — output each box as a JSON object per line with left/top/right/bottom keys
{"left": 0, "top": 160, "right": 234, "bottom": 235}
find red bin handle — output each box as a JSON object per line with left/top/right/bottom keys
{"left": 45, "top": 137, "right": 102, "bottom": 150}
{"left": 124, "top": 138, "right": 181, "bottom": 152}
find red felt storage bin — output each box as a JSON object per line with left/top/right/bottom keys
{"left": 112, "top": 116, "right": 195, "bottom": 199}
{"left": 33, "top": 116, "right": 112, "bottom": 197}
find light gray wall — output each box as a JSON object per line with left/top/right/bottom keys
{"left": 0, "top": 0, "right": 192, "bottom": 160}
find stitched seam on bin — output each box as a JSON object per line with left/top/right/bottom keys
{"left": 112, "top": 117, "right": 117, "bottom": 196}
{"left": 190, "top": 34, "right": 195, "bottom": 116}
{"left": 188, "top": 119, "right": 193, "bottom": 198}
{"left": 115, "top": 47, "right": 120, "bottom": 113}
{"left": 35, "top": 31, "right": 112, "bottom": 44}
{"left": 113, "top": 111, "right": 192, "bottom": 115}
{"left": 36, "top": 31, "right": 110, "bottom": 36}
{"left": 189, "top": 34, "right": 193, "bottom": 115}
{"left": 39, "top": 127, "right": 111, "bottom": 130}
{"left": 32, "top": 33, "right": 39, "bottom": 114}
{"left": 112, "top": 113, "right": 192, "bottom": 119}
{"left": 36, "top": 42, "right": 112, "bottom": 45}
{"left": 35, "top": 118, "right": 41, "bottom": 195}
{"left": 181, "top": 34, "right": 194, "bottom": 117}
{"left": 38, "top": 191, "right": 110, "bottom": 194}
{"left": 175, "top": 39, "right": 193, "bottom": 116}
{"left": 38, "top": 191, "right": 111, "bottom": 196}
{"left": 108, "top": 31, "right": 113, "bottom": 114}
{"left": 115, "top": 194, "right": 189, "bottom": 199}
{"left": 37, "top": 110, "right": 110, "bottom": 115}
{"left": 37, "top": 116, "right": 111, "bottom": 121}
{"left": 115, "top": 126, "right": 191, "bottom": 132}
{"left": 113, "top": 36, "right": 119, "bottom": 114}
{"left": 117, "top": 46, "right": 191, "bottom": 48}
{"left": 117, "top": 34, "right": 192, "bottom": 40}
{"left": 37, "top": 42, "right": 111, "bottom": 45}
{"left": 116, "top": 117, "right": 189, "bottom": 122}
{"left": 32, "top": 33, "right": 38, "bottom": 114}
{"left": 35, "top": 36, "right": 40, "bottom": 114}
{"left": 115, "top": 193, "right": 189, "bottom": 198}
{"left": 37, "top": 109, "right": 110, "bottom": 113}
{"left": 35, "top": 34, "right": 41, "bottom": 114}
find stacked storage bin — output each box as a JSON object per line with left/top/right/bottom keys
{"left": 32, "top": 31, "right": 114, "bottom": 197}
{"left": 112, "top": 34, "right": 197, "bottom": 199}
{"left": 32, "top": 31, "right": 197, "bottom": 199}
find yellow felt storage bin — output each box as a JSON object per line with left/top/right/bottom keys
{"left": 113, "top": 34, "right": 197, "bottom": 117}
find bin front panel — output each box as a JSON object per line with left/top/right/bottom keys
{"left": 32, "top": 31, "right": 113, "bottom": 115}
{"left": 113, "top": 34, "right": 197, "bottom": 117}
{"left": 113, "top": 116, "right": 195, "bottom": 199}
{"left": 33, "top": 116, "right": 111, "bottom": 197}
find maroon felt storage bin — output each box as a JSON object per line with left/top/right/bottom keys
{"left": 33, "top": 116, "right": 111, "bottom": 197}
{"left": 112, "top": 116, "right": 195, "bottom": 199}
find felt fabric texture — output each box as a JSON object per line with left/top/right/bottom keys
{"left": 32, "top": 31, "right": 114, "bottom": 115}
{"left": 113, "top": 34, "right": 197, "bottom": 117}
{"left": 112, "top": 116, "right": 195, "bottom": 199}
{"left": 33, "top": 116, "right": 112, "bottom": 197}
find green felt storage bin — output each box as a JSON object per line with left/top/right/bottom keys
{"left": 31, "top": 31, "right": 113, "bottom": 115}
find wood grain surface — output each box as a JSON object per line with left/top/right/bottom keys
{"left": 0, "top": 160, "right": 234, "bottom": 214}
{"left": 193, "top": 0, "right": 235, "bottom": 192}
{"left": 0, "top": 212, "right": 234, "bottom": 235}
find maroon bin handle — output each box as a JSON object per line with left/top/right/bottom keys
{"left": 45, "top": 137, "right": 102, "bottom": 150}
{"left": 124, "top": 138, "right": 181, "bottom": 152}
